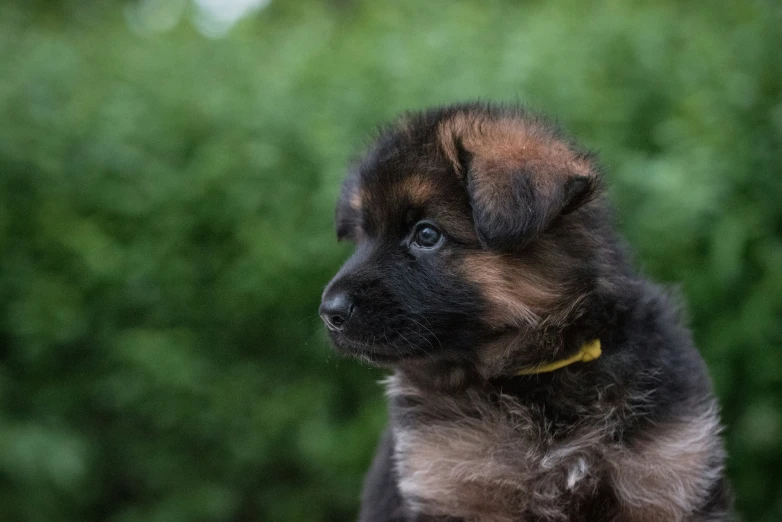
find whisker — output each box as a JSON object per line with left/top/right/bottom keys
{"left": 296, "top": 312, "right": 323, "bottom": 326}
{"left": 403, "top": 313, "right": 443, "bottom": 351}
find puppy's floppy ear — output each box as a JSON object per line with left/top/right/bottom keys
{"left": 442, "top": 115, "right": 599, "bottom": 251}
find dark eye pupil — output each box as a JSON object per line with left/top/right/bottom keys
{"left": 416, "top": 226, "right": 440, "bottom": 246}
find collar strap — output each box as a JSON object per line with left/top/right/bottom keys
{"left": 517, "top": 339, "right": 602, "bottom": 376}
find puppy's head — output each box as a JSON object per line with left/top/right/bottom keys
{"left": 321, "top": 104, "right": 610, "bottom": 381}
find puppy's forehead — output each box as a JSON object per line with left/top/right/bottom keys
{"left": 360, "top": 164, "right": 442, "bottom": 207}
{"left": 356, "top": 160, "right": 458, "bottom": 236}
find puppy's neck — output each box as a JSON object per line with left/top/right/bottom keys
{"left": 393, "top": 287, "right": 636, "bottom": 398}
{"left": 395, "top": 357, "right": 476, "bottom": 392}
{"left": 393, "top": 336, "right": 604, "bottom": 401}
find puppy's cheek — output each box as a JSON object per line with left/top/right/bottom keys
{"left": 460, "top": 252, "right": 562, "bottom": 329}
{"left": 352, "top": 284, "right": 404, "bottom": 331}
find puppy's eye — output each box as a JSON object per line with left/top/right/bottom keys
{"left": 412, "top": 222, "right": 443, "bottom": 249}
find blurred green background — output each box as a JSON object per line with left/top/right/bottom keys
{"left": 0, "top": 0, "right": 780, "bottom": 520}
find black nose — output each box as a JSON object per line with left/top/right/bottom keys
{"left": 319, "top": 291, "right": 354, "bottom": 331}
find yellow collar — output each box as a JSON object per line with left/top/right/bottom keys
{"left": 517, "top": 339, "right": 602, "bottom": 376}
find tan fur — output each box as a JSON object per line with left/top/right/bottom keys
{"left": 610, "top": 405, "right": 725, "bottom": 521}
{"left": 386, "top": 373, "right": 724, "bottom": 522}
{"left": 461, "top": 252, "right": 564, "bottom": 328}
{"left": 419, "top": 202, "right": 477, "bottom": 243}
{"left": 460, "top": 236, "right": 593, "bottom": 333}
{"left": 437, "top": 112, "right": 592, "bottom": 183}
{"left": 403, "top": 176, "right": 437, "bottom": 205}
{"left": 398, "top": 175, "right": 477, "bottom": 241}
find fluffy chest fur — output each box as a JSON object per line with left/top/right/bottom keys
{"left": 386, "top": 373, "right": 724, "bottom": 522}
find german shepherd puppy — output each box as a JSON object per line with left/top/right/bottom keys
{"left": 320, "top": 103, "right": 729, "bottom": 521}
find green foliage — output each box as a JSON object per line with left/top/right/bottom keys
{"left": 0, "top": 0, "right": 780, "bottom": 520}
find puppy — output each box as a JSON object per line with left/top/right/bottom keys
{"left": 320, "top": 103, "right": 730, "bottom": 521}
